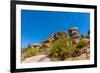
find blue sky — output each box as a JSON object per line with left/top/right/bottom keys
{"left": 21, "top": 9, "right": 90, "bottom": 48}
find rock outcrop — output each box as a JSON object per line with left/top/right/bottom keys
{"left": 69, "top": 27, "right": 78, "bottom": 38}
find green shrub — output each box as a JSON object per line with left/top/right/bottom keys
{"left": 22, "top": 48, "right": 38, "bottom": 58}
{"left": 39, "top": 44, "right": 48, "bottom": 49}
{"left": 21, "top": 48, "right": 28, "bottom": 53}
{"left": 76, "top": 40, "right": 88, "bottom": 49}
{"left": 49, "top": 35, "right": 75, "bottom": 60}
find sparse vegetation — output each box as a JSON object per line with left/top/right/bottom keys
{"left": 22, "top": 48, "right": 38, "bottom": 59}
{"left": 76, "top": 40, "right": 88, "bottom": 49}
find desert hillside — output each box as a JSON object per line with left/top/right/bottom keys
{"left": 21, "top": 27, "right": 90, "bottom": 63}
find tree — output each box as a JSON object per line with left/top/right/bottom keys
{"left": 88, "top": 30, "right": 90, "bottom": 35}
{"left": 27, "top": 44, "right": 31, "bottom": 48}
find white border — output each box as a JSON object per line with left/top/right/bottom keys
{"left": 16, "top": 4, "right": 94, "bottom": 69}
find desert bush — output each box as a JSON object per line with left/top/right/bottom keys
{"left": 39, "top": 44, "right": 48, "bottom": 49}
{"left": 85, "top": 35, "right": 90, "bottom": 38}
{"left": 21, "top": 48, "right": 28, "bottom": 53}
{"left": 22, "top": 48, "right": 38, "bottom": 58}
{"left": 49, "top": 34, "right": 75, "bottom": 60}
{"left": 80, "top": 35, "right": 85, "bottom": 38}
{"left": 76, "top": 40, "right": 88, "bottom": 49}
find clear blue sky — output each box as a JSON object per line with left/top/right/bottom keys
{"left": 21, "top": 9, "right": 90, "bottom": 48}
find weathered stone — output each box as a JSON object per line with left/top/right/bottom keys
{"left": 69, "top": 27, "right": 78, "bottom": 38}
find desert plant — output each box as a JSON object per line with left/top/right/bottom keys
{"left": 22, "top": 48, "right": 38, "bottom": 58}
{"left": 76, "top": 40, "right": 88, "bottom": 49}
{"left": 49, "top": 34, "right": 75, "bottom": 60}
{"left": 80, "top": 35, "right": 85, "bottom": 38}
{"left": 27, "top": 44, "right": 31, "bottom": 48}
{"left": 21, "top": 48, "right": 27, "bottom": 53}
{"left": 40, "top": 44, "right": 48, "bottom": 49}
{"left": 85, "top": 34, "right": 90, "bottom": 38}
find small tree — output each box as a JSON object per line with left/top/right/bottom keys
{"left": 88, "top": 30, "right": 90, "bottom": 35}
{"left": 27, "top": 44, "right": 31, "bottom": 48}
{"left": 86, "top": 30, "right": 90, "bottom": 38}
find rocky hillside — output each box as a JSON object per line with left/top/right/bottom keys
{"left": 21, "top": 27, "right": 90, "bottom": 63}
